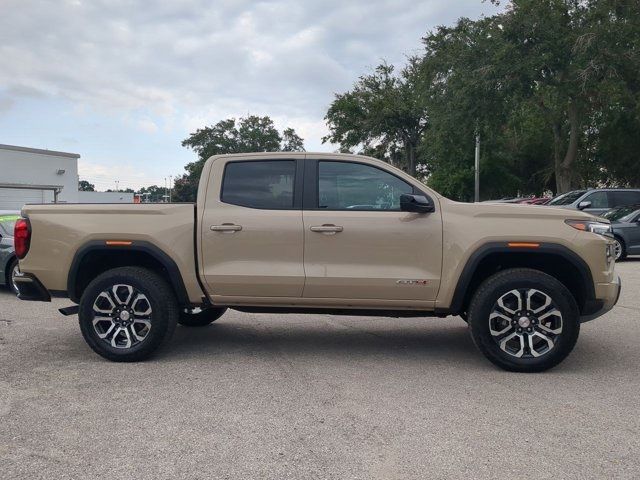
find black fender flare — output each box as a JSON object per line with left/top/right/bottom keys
{"left": 67, "top": 240, "right": 190, "bottom": 305}
{"left": 442, "top": 242, "right": 596, "bottom": 315}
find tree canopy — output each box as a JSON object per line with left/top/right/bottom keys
{"left": 326, "top": 0, "right": 640, "bottom": 200}
{"left": 174, "top": 115, "right": 305, "bottom": 202}
{"left": 78, "top": 180, "right": 95, "bottom": 192}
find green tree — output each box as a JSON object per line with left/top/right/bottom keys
{"left": 78, "top": 180, "right": 95, "bottom": 191}
{"left": 415, "top": 0, "right": 640, "bottom": 198}
{"left": 175, "top": 115, "right": 305, "bottom": 202}
{"left": 137, "top": 185, "right": 166, "bottom": 203}
{"left": 324, "top": 60, "right": 429, "bottom": 176}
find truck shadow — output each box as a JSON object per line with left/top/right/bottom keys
{"left": 164, "top": 318, "right": 482, "bottom": 366}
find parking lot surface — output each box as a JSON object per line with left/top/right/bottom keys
{"left": 1, "top": 261, "right": 639, "bottom": 479}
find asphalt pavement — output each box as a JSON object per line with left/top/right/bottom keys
{"left": 1, "top": 261, "right": 639, "bottom": 479}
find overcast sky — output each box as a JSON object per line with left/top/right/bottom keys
{"left": 0, "top": 0, "right": 499, "bottom": 191}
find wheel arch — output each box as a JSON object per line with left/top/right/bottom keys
{"left": 67, "top": 240, "right": 190, "bottom": 306}
{"left": 444, "top": 242, "right": 596, "bottom": 317}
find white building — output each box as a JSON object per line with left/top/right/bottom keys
{"left": 0, "top": 143, "right": 134, "bottom": 209}
{"left": 0, "top": 143, "right": 80, "bottom": 209}
{"left": 78, "top": 191, "right": 134, "bottom": 203}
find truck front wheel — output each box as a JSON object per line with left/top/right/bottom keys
{"left": 78, "top": 267, "right": 179, "bottom": 362}
{"left": 468, "top": 268, "right": 580, "bottom": 373}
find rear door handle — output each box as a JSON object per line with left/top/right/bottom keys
{"left": 210, "top": 223, "right": 242, "bottom": 232}
{"left": 310, "top": 224, "right": 343, "bottom": 234}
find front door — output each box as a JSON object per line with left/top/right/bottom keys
{"left": 302, "top": 159, "right": 442, "bottom": 302}
{"left": 200, "top": 157, "right": 305, "bottom": 298}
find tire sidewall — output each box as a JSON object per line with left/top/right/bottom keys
{"left": 469, "top": 271, "right": 580, "bottom": 372}
{"left": 613, "top": 237, "right": 625, "bottom": 261}
{"left": 79, "top": 268, "right": 177, "bottom": 361}
{"left": 8, "top": 257, "right": 19, "bottom": 295}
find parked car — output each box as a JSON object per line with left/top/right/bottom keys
{"left": 546, "top": 188, "right": 640, "bottom": 216}
{"left": 519, "top": 197, "right": 551, "bottom": 205}
{"left": 602, "top": 204, "right": 640, "bottom": 260}
{"left": 15, "top": 153, "right": 620, "bottom": 372}
{"left": 0, "top": 211, "right": 20, "bottom": 294}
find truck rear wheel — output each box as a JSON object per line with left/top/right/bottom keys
{"left": 78, "top": 267, "right": 178, "bottom": 362}
{"left": 179, "top": 307, "right": 227, "bottom": 327}
{"left": 468, "top": 268, "right": 580, "bottom": 372}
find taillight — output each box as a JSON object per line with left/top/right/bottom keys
{"left": 14, "top": 218, "right": 31, "bottom": 259}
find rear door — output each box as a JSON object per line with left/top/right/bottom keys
{"left": 200, "top": 157, "right": 305, "bottom": 298}
{"left": 301, "top": 157, "right": 442, "bottom": 303}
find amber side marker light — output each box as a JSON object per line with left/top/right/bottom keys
{"left": 105, "top": 241, "right": 133, "bottom": 246}
{"left": 507, "top": 242, "right": 540, "bottom": 248}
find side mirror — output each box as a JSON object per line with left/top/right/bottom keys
{"left": 400, "top": 194, "right": 434, "bottom": 213}
{"left": 578, "top": 201, "right": 591, "bottom": 210}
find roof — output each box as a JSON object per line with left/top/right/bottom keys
{"left": 0, "top": 143, "right": 80, "bottom": 159}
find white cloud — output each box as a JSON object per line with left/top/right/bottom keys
{"left": 1, "top": 0, "right": 500, "bottom": 183}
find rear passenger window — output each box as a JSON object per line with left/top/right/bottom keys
{"left": 221, "top": 160, "right": 296, "bottom": 209}
{"left": 611, "top": 191, "right": 640, "bottom": 208}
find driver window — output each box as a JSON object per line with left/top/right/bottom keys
{"left": 318, "top": 161, "right": 413, "bottom": 211}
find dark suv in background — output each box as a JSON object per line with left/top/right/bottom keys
{"left": 547, "top": 189, "right": 640, "bottom": 216}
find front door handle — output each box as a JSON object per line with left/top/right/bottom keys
{"left": 310, "top": 224, "right": 343, "bottom": 234}
{"left": 210, "top": 223, "right": 242, "bottom": 232}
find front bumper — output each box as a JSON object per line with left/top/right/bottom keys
{"left": 580, "top": 275, "right": 621, "bottom": 323}
{"left": 14, "top": 272, "right": 51, "bottom": 302}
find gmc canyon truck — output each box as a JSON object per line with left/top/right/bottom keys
{"left": 14, "top": 153, "right": 621, "bottom": 372}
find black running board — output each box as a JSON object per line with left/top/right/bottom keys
{"left": 59, "top": 305, "right": 80, "bottom": 316}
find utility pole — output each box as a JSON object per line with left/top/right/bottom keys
{"left": 164, "top": 177, "right": 167, "bottom": 203}
{"left": 474, "top": 133, "right": 480, "bottom": 203}
{"left": 169, "top": 175, "right": 173, "bottom": 203}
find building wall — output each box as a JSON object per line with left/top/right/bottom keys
{"left": 0, "top": 144, "right": 80, "bottom": 209}
{"left": 78, "top": 191, "right": 134, "bottom": 203}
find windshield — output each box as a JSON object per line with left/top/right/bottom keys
{"left": 0, "top": 215, "right": 19, "bottom": 236}
{"left": 602, "top": 205, "right": 640, "bottom": 222}
{"left": 548, "top": 190, "right": 587, "bottom": 206}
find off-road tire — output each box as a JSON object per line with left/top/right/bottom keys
{"left": 179, "top": 307, "right": 227, "bottom": 327}
{"left": 79, "top": 267, "right": 179, "bottom": 362}
{"left": 468, "top": 268, "right": 580, "bottom": 373}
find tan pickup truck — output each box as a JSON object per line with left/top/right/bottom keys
{"left": 14, "top": 152, "right": 621, "bottom": 371}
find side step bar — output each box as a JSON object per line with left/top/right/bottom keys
{"left": 59, "top": 305, "right": 80, "bottom": 316}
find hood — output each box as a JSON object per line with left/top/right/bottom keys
{"left": 444, "top": 199, "right": 608, "bottom": 223}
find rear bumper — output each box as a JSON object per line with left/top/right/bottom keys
{"left": 580, "top": 275, "right": 621, "bottom": 323}
{"left": 14, "top": 272, "right": 51, "bottom": 302}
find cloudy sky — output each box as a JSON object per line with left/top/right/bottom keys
{"left": 0, "top": 0, "right": 498, "bottom": 191}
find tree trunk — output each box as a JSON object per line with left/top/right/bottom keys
{"left": 553, "top": 102, "right": 580, "bottom": 193}
{"left": 406, "top": 142, "right": 417, "bottom": 177}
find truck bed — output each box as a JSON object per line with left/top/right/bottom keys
{"left": 20, "top": 203, "right": 205, "bottom": 303}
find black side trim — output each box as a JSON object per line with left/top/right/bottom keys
{"left": 440, "top": 242, "right": 596, "bottom": 315}
{"left": 16, "top": 273, "right": 51, "bottom": 302}
{"left": 231, "top": 306, "right": 438, "bottom": 318}
{"left": 67, "top": 240, "right": 192, "bottom": 306}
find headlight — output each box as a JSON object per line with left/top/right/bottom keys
{"left": 565, "top": 219, "right": 613, "bottom": 237}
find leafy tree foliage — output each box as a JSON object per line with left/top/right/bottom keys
{"left": 137, "top": 185, "right": 166, "bottom": 203}
{"left": 327, "top": 0, "right": 640, "bottom": 199}
{"left": 324, "top": 60, "right": 429, "bottom": 176}
{"left": 174, "top": 115, "right": 305, "bottom": 202}
{"left": 78, "top": 180, "right": 95, "bottom": 192}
